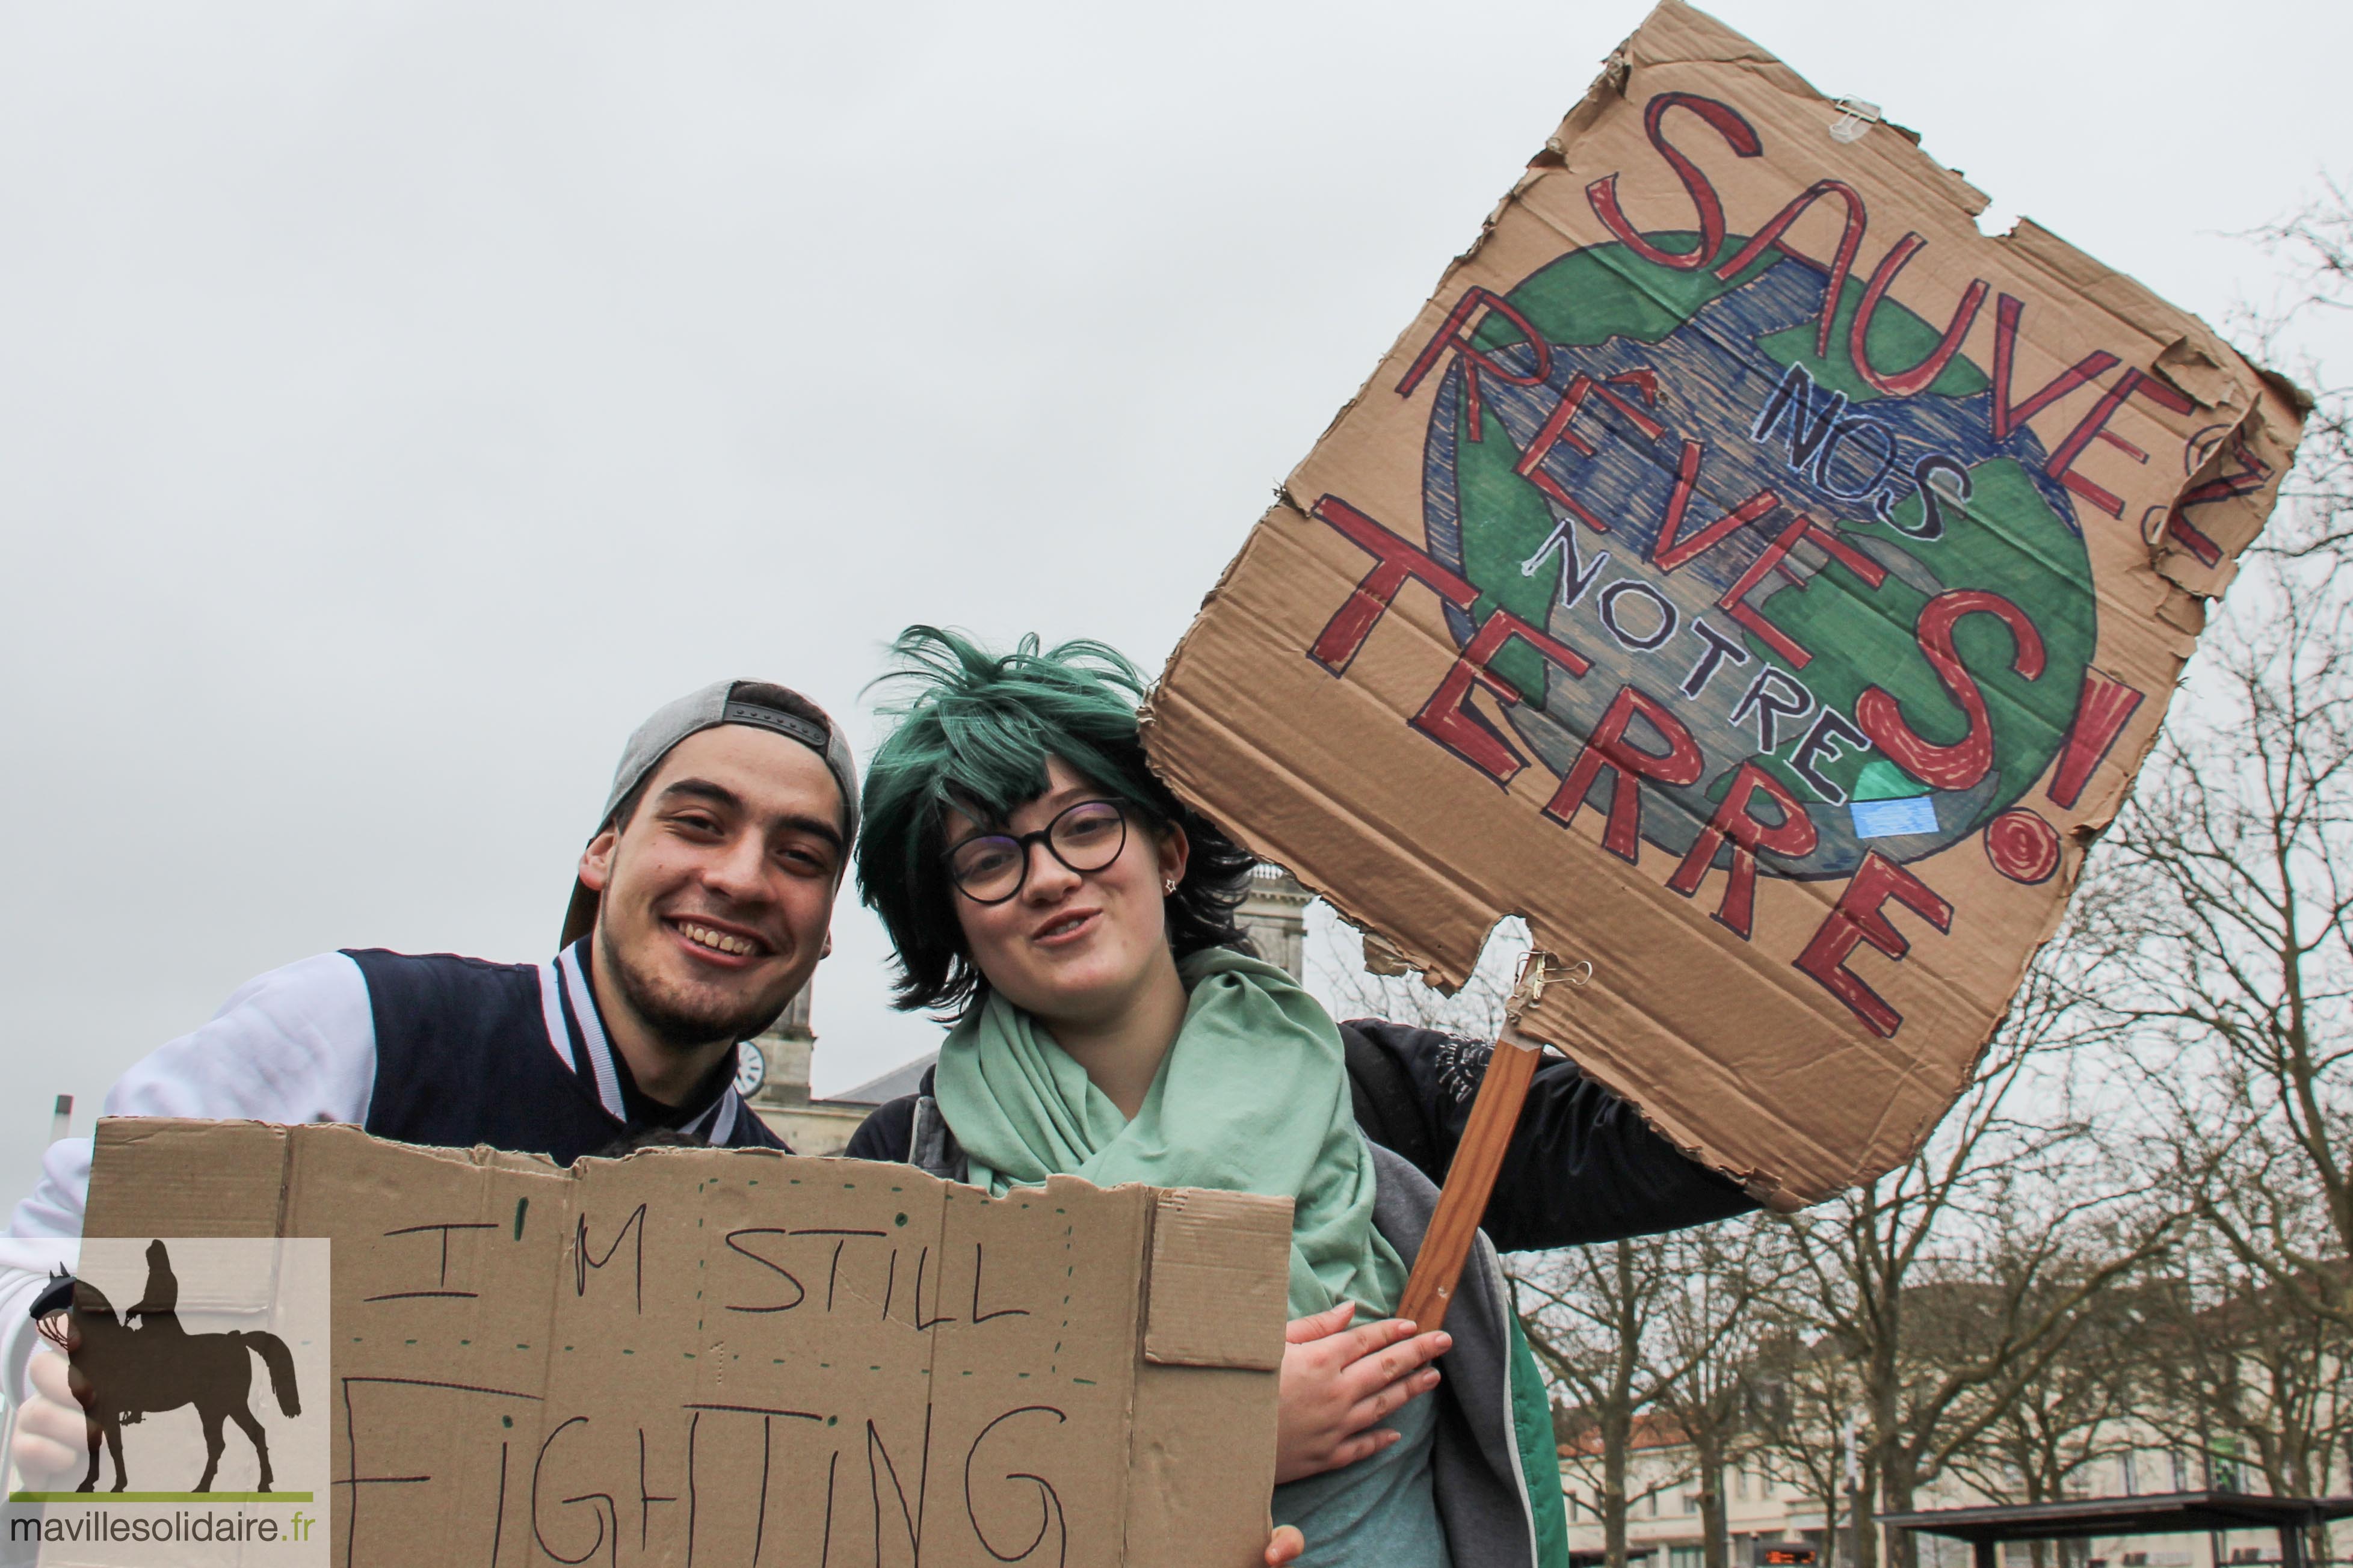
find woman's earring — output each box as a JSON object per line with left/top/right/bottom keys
{"left": 1163, "top": 878, "right": 1177, "bottom": 894}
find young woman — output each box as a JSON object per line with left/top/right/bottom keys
{"left": 845, "top": 628, "right": 1752, "bottom": 1568}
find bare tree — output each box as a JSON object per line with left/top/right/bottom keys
{"left": 1513, "top": 1217, "right": 1788, "bottom": 1568}
{"left": 1650, "top": 1218, "right": 1796, "bottom": 1568}
{"left": 2129, "top": 1226, "right": 2353, "bottom": 1560}
{"left": 2086, "top": 551, "right": 2353, "bottom": 1338}
{"left": 1944, "top": 1256, "right": 2160, "bottom": 1568}
{"left": 1747, "top": 1318, "right": 1865, "bottom": 1568}
{"left": 1519, "top": 1237, "right": 1685, "bottom": 1568}
{"left": 2245, "top": 179, "right": 2353, "bottom": 562}
{"left": 1772, "top": 944, "right": 2178, "bottom": 1568}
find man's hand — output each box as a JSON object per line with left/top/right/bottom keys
{"left": 1275, "top": 1302, "right": 1449, "bottom": 1485}
{"left": 13, "top": 1342, "right": 89, "bottom": 1483}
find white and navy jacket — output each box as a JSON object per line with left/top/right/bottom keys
{"left": 0, "top": 941, "right": 783, "bottom": 1404}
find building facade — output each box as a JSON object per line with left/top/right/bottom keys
{"left": 1564, "top": 1422, "right": 2345, "bottom": 1568}
{"left": 739, "top": 983, "right": 878, "bottom": 1155}
{"left": 1239, "top": 863, "right": 1312, "bottom": 977}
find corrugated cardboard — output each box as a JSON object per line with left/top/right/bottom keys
{"left": 1143, "top": 0, "right": 2304, "bottom": 1207}
{"left": 82, "top": 1118, "right": 1292, "bottom": 1566}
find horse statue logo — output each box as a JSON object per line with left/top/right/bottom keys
{"left": 29, "top": 1239, "right": 302, "bottom": 1494}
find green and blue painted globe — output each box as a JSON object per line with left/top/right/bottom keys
{"left": 1421, "top": 233, "right": 2092, "bottom": 879}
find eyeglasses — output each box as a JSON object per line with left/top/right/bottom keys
{"left": 946, "top": 799, "right": 1130, "bottom": 905}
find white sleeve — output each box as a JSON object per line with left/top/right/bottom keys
{"left": 0, "top": 950, "right": 377, "bottom": 1404}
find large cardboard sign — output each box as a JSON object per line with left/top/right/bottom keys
{"left": 1143, "top": 1, "right": 2303, "bottom": 1205}
{"left": 80, "top": 1119, "right": 1292, "bottom": 1567}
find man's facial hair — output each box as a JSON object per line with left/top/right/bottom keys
{"left": 600, "top": 923, "right": 791, "bottom": 1055}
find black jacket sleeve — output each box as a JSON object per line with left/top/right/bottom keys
{"left": 843, "top": 1096, "right": 917, "bottom": 1163}
{"left": 1342, "top": 1018, "right": 1756, "bottom": 1253}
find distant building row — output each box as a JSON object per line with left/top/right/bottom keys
{"left": 1566, "top": 1415, "right": 2343, "bottom": 1568}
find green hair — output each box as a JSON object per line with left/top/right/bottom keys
{"left": 856, "top": 626, "right": 1254, "bottom": 1016}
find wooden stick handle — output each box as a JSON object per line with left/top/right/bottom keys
{"left": 1395, "top": 1022, "right": 1544, "bottom": 1333}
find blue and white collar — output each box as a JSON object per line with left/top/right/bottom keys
{"left": 538, "top": 940, "right": 742, "bottom": 1143}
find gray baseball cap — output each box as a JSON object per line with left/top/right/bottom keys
{"left": 559, "top": 679, "right": 861, "bottom": 948}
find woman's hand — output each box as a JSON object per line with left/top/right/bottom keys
{"left": 1275, "top": 1302, "right": 1449, "bottom": 1484}
{"left": 1266, "top": 1525, "right": 1306, "bottom": 1565}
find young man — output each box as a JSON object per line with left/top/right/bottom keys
{"left": 0, "top": 678, "right": 859, "bottom": 1482}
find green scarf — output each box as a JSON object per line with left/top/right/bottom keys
{"left": 934, "top": 947, "right": 1408, "bottom": 1320}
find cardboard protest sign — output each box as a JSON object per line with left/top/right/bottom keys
{"left": 1143, "top": 0, "right": 2304, "bottom": 1207}
{"left": 78, "top": 1119, "right": 1292, "bottom": 1567}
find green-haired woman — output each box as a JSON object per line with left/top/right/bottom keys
{"left": 845, "top": 627, "right": 1751, "bottom": 1568}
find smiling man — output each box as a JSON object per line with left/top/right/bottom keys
{"left": 0, "top": 679, "right": 858, "bottom": 1480}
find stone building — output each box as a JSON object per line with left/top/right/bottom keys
{"left": 738, "top": 983, "right": 880, "bottom": 1155}
{"left": 1238, "top": 862, "right": 1313, "bottom": 977}
{"left": 739, "top": 863, "right": 1316, "bottom": 1152}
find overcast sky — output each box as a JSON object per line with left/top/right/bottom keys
{"left": 1, "top": 0, "right": 2344, "bottom": 1193}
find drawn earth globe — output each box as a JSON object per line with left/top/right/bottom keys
{"left": 1422, "top": 232, "right": 2094, "bottom": 881}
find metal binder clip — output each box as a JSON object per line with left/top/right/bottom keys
{"left": 1506, "top": 952, "right": 1550, "bottom": 1018}
{"left": 1502, "top": 952, "right": 1594, "bottom": 1050}
{"left": 1506, "top": 950, "right": 1594, "bottom": 1019}
{"left": 1828, "top": 97, "right": 1881, "bottom": 144}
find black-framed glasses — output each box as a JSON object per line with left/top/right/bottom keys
{"left": 946, "top": 799, "right": 1130, "bottom": 905}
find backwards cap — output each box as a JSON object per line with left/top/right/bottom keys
{"left": 559, "top": 679, "right": 860, "bottom": 947}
